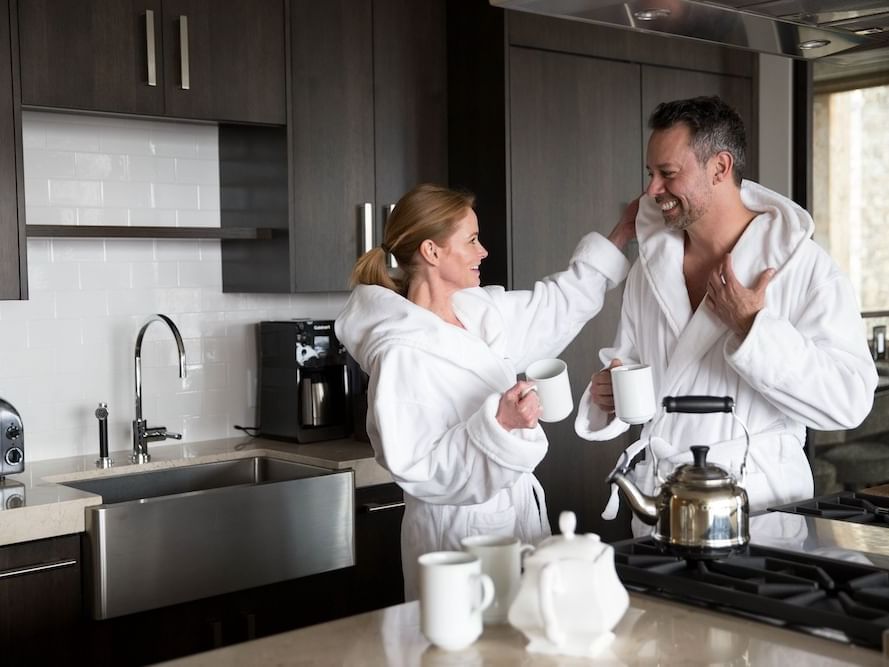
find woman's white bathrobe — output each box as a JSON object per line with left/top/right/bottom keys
{"left": 336, "top": 232, "right": 628, "bottom": 599}
{"left": 575, "top": 181, "right": 878, "bottom": 534}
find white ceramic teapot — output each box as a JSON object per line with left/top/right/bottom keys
{"left": 507, "top": 511, "right": 629, "bottom": 657}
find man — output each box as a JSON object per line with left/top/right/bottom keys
{"left": 576, "top": 96, "right": 878, "bottom": 533}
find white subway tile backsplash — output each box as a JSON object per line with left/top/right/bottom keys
{"left": 10, "top": 112, "right": 346, "bottom": 462}
{"left": 75, "top": 152, "right": 128, "bottom": 180}
{"left": 24, "top": 150, "right": 76, "bottom": 179}
{"left": 49, "top": 179, "right": 102, "bottom": 207}
{"left": 154, "top": 182, "right": 200, "bottom": 210}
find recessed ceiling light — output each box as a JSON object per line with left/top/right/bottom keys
{"left": 799, "top": 39, "right": 831, "bottom": 50}
{"left": 854, "top": 26, "right": 885, "bottom": 35}
{"left": 633, "top": 8, "right": 671, "bottom": 21}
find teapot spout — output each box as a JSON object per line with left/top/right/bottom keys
{"left": 607, "top": 471, "right": 658, "bottom": 526}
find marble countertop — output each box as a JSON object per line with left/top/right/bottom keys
{"left": 0, "top": 436, "right": 384, "bottom": 547}
{"left": 155, "top": 594, "right": 885, "bottom": 666}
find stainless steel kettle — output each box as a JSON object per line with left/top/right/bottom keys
{"left": 607, "top": 396, "right": 750, "bottom": 558}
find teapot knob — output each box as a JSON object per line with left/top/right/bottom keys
{"left": 558, "top": 511, "right": 577, "bottom": 538}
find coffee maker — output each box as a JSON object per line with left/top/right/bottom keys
{"left": 258, "top": 320, "right": 354, "bottom": 443}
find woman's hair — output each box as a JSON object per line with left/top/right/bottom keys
{"left": 648, "top": 95, "right": 747, "bottom": 186}
{"left": 349, "top": 183, "right": 476, "bottom": 292}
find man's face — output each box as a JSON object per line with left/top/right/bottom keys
{"left": 645, "top": 124, "right": 713, "bottom": 231}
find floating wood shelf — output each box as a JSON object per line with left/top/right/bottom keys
{"left": 25, "top": 225, "right": 285, "bottom": 240}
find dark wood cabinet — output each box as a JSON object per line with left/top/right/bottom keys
{"left": 17, "top": 0, "right": 285, "bottom": 124}
{"left": 222, "top": 0, "right": 447, "bottom": 293}
{"left": 448, "top": 1, "right": 757, "bottom": 541}
{"left": 1, "top": 534, "right": 82, "bottom": 663}
{"left": 0, "top": 0, "right": 26, "bottom": 301}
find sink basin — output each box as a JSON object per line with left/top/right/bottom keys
{"left": 60, "top": 456, "right": 354, "bottom": 620}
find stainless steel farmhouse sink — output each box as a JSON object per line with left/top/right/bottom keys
{"left": 60, "top": 456, "right": 354, "bottom": 620}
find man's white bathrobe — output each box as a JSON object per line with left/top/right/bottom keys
{"left": 575, "top": 181, "right": 878, "bottom": 534}
{"left": 336, "top": 232, "right": 628, "bottom": 599}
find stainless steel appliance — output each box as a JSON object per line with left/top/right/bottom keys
{"left": 259, "top": 320, "right": 354, "bottom": 443}
{"left": 0, "top": 397, "right": 24, "bottom": 477}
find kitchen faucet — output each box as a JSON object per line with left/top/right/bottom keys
{"left": 132, "top": 314, "right": 187, "bottom": 464}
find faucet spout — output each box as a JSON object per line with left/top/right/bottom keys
{"left": 132, "top": 314, "right": 187, "bottom": 463}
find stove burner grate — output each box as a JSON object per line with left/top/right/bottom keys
{"left": 614, "top": 538, "right": 889, "bottom": 650}
{"left": 770, "top": 492, "right": 889, "bottom": 525}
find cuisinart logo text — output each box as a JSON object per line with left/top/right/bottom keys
{"left": 313, "top": 324, "right": 331, "bottom": 331}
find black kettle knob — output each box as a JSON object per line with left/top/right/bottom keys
{"left": 691, "top": 445, "right": 710, "bottom": 467}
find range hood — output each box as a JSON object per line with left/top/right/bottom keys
{"left": 491, "top": 0, "right": 889, "bottom": 63}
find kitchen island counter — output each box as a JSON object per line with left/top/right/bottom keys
{"left": 155, "top": 594, "right": 884, "bottom": 666}
{"left": 0, "top": 436, "right": 384, "bottom": 546}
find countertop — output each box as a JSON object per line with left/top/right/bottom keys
{"left": 0, "top": 436, "right": 384, "bottom": 547}
{"left": 155, "top": 594, "right": 885, "bottom": 666}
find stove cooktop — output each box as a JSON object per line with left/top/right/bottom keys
{"left": 613, "top": 538, "right": 889, "bottom": 651}
{"left": 769, "top": 492, "right": 889, "bottom": 525}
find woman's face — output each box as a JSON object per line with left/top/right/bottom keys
{"left": 436, "top": 208, "right": 488, "bottom": 290}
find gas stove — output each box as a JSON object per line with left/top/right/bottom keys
{"left": 769, "top": 492, "right": 889, "bottom": 525}
{"left": 613, "top": 538, "right": 889, "bottom": 652}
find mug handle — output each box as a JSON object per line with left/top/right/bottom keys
{"left": 519, "top": 543, "right": 535, "bottom": 568}
{"left": 473, "top": 573, "right": 495, "bottom": 613}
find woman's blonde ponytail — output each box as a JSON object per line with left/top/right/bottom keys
{"left": 349, "top": 246, "right": 399, "bottom": 291}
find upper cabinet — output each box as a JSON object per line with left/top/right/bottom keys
{"left": 0, "top": 0, "right": 26, "bottom": 300}
{"left": 221, "top": 0, "right": 447, "bottom": 293}
{"left": 17, "top": 0, "right": 286, "bottom": 125}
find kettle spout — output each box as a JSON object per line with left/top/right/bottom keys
{"left": 607, "top": 470, "right": 658, "bottom": 526}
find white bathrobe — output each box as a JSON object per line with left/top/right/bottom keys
{"left": 336, "top": 232, "right": 628, "bottom": 599}
{"left": 575, "top": 181, "right": 878, "bottom": 534}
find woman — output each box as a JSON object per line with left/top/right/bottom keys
{"left": 335, "top": 183, "right": 635, "bottom": 599}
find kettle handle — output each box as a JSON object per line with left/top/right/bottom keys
{"left": 660, "top": 395, "right": 751, "bottom": 485}
{"left": 663, "top": 396, "right": 733, "bottom": 413}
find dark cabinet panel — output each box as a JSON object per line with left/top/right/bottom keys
{"left": 0, "top": 534, "right": 82, "bottom": 663}
{"left": 224, "top": 0, "right": 447, "bottom": 293}
{"left": 18, "top": 0, "right": 165, "bottom": 115}
{"left": 373, "top": 0, "right": 448, "bottom": 214}
{"left": 0, "top": 0, "right": 26, "bottom": 300}
{"left": 17, "top": 0, "right": 285, "bottom": 124}
{"left": 161, "top": 0, "right": 285, "bottom": 124}
{"left": 288, "top": 0, "right": 375, "bottom": 293}
{"left": 509, "top": 47, "right": 642, "bottom": 542}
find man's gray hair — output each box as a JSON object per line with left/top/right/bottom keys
{"left": 648, "top": 96, "right": 747, "bottom": 186}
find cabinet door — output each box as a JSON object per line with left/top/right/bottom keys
{"left": 641, "top": 65, "right": 757, "bottom": 181}
{"left": 0, "top": 535, "right": 82, "bottom": 662}
{"left": 509, "top": 47, "right": 642, "bottom": 542}
{"left": 373, "top": 0, "right": 447, "bottom": 231}
{"left": 18, "top": 0, "right": 165, "bottom": 115}
{"left": 289, "top": 0, "right": 374, "bottom": 292}
{"left": 0, "top": 0, "right": 25, "bottom": 300}
{"left": 161, "top": 0, "right": 285, "bottom": 124}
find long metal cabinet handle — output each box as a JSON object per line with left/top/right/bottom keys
{"left": 179, "top": 15, "right": 190, "bottom": 90}
{"left": 385, "top": 204, "right": 397, "bottom": 268}
{"left": 361, "top": 500, "right": 406, "bottom": 513}
{"left": 0, "top": 558, "right": 77, "bottom": 580}
{"left": 145, "top": 9, "right": 157, "bottom": 86}
{"left": 362, "top": 203, "right": 373, "bottom": 255}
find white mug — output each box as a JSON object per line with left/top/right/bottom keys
{"left": 418, "top": 551, "right": 495, "bottom": 651}
{"left": 611, "top": 363, "right": 656, "bottom": 425}
{"left": 525, "top": 358, "right": 573, "bottom": 422}
{"left": 460, "top": 535, "right": 534, "bottom": 625}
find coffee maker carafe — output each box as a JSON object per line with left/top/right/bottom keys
{"left": 259, "top": 320, "right": 353, "bottom": 443}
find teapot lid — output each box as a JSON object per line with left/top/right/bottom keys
{"left": 533, "top": 511, "right": 603, "bottom": 560}
{"left": 672, "top": 446, "right": 734, "bottom": 485}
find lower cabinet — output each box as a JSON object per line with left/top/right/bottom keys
{"left": 83, "top": 483, "right": 405, "bottom": 666}
{"left": 0, "top": 534, "right": 83, "bottom": 663}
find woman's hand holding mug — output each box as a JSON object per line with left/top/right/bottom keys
{"left": 591, "top": 358, "right": 622, "bottom": 416}
{"left": 496, "top": 380, "right": 541, "bottom": 430}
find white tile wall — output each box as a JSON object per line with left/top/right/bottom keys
{"left": 0, "top": 111, "right": 348, "bottom": 462}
